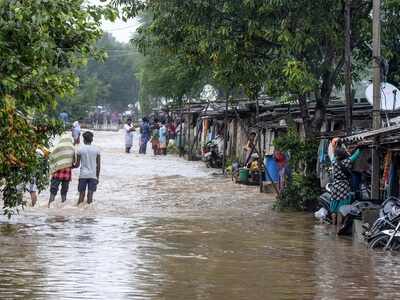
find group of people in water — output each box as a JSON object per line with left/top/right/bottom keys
{"left": 25, "top": 125, "right": 101, "bottom": 208}
{"left": 48, "top": 128, "right": 101, "bottom": 208}
{"left": 124, "top": 117, "right": 176, "bottom": 156}
{"left": 25, "top": 116, "right": 178, "bottom": 208}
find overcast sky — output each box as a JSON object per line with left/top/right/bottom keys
{"left": 88, "top": 0, "right": 141, "bottom": 44}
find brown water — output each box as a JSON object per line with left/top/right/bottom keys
{"left": 1, "top": 131, "right": 400, "bottom": 299}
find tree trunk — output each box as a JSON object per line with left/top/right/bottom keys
{"left": 298, "top": 95, "right": 323, "bottom": 178}
{"left": 298, "top": 94, "right": 314, "bottom": 139}
{"left": 232, "top": 117, "right": 238, "bottom": 159}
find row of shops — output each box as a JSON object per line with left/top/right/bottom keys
{"left": 155, "top": 97, "right": 400, "bottom": 238}
{"left": 161, "top": 98, "right": 400, "bottom": 186}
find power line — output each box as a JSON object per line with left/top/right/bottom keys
{"left": 102, "top": 25, "right": 137, "bottom": 32}
{"left": 104, "top": 53, "right": 139, "bottom": 58}
{"left": 102, "top": 49, "right": 136, "bottom": 52}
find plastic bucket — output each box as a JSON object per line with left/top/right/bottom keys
{"left": 239, "top": 168, "right": 250, "bottom": 183}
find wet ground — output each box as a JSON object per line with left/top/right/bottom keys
{"left": 1, "top": 131, "right": 400, "bottom": 299}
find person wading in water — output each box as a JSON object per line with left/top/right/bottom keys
{"left": 75, "top": 131, "right": 101, "bottom": 205}
{"left": 124, "top": 118, "right": 135, "bottom": 153}
{"left": 48, "top": 132, "right": 76, "bottom": 208}
{"left": 139, "top": 117, "right": 151, "bottom": 154}
{"left": 151, "top": 119, "right": 161, "bottom": 155}
{"left": 159, "top": 120, "right": 167, "bottom": 155}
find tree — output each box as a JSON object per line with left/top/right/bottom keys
{"left": 114, "top": 0, "right": 400, "bottom": 210}
{"left": 383, "top": 1, "right": 400, "bottom": 87}
{"left": 134, "top": 11, "right": 208, "bottom": 115}
{"left": 58, "top": 73, "right": 110, "bottom": 120}
{"left": 60, "top": 33, "right": 142, "bottom": 120}
{"left": 88, "top": 33, "right": 141, "bottom": 111}
{"left": 0, "top": 0, "right": 115, "bottom": 217}
{"left": 137, "top": 49, "right": 207, "bottom": 114}
{"left": 116, "top": 1, "right": 399, "bottom": 136}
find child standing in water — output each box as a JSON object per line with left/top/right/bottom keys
{"left": 75, "top": 131, "right": 101, "bottom": 205}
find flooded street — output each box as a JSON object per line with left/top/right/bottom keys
{"left": 1, "top": 131, "right": 400, "bottom": 299}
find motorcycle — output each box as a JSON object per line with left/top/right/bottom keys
{"left": 364, "top": 197, "right": 400, "bottom": 241}
{"left": 203, "top": 140, "right": 223, "bottom": 169}
{"left": 368, "top": 213, "right": 400, "bottom": 251}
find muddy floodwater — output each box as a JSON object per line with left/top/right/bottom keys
{"left": 2, "top": 131, "right": 400, "bottom": 299}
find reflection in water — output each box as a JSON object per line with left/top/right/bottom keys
{"left": 1, "top": 131, "right": 400, "bottom": 299}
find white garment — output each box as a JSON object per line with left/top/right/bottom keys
{"left": 215, "top": 135, "right": 224, "bottom": 154}
{"left": 124, "top": 124, "right": 134, "bottom": 146}
{"left": 314, "top": 207, "right": 328, "bottom": 221}
{"left": 78, "top": 144, "right": 100, "bottom": 179}
{"left": 72, "top": 121, "right": 81, "bottom": 141}
{"left": 328, "top": 143, "right": 334, "bottom": 162}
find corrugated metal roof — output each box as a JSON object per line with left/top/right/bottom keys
{"left": 343, "top": 124, "right": 400, "bottom": 142}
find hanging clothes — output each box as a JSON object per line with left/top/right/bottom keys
{"left": 389, "top": 162, "right": 398, "bottom": 197}
{"left": 385, "top": 153, "right": 400, "bottom": 198}
{"left": 317, "top": 138, "right": 331, "bottom": 188}
{"left": 383, "top": 152, "right": 392, "bottom": 186}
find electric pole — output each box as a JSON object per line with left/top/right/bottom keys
{"left": 345, "top": 0, "right": 353, "bottom": 135}
{"left": 372, "top": 0, "right": 381, "bottom": 200}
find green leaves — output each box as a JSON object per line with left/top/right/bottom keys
{"left": 0, "top": 0, "right": 111, "bottom": 217}
{"left": 283, "top": 60, "right": 317, "bottom": 95}
{"left": 118, "top": 0, "right": 400, "bottom": 132}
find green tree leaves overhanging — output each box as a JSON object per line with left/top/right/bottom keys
{"left": 0, "top": 0, "right": 116, "bottom": 217}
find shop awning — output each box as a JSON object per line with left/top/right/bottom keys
{"left": 343, "top": 124, "right": 400, "bottom": 143}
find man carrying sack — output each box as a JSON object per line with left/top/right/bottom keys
{"left": 48, "top": 132, "right": 76, "bottom": 208}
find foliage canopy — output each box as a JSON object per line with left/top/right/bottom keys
{"left": 116, "top": 0, "right": 400, "bottom": 137}
{"left": 58, "top": 33, "right": 141, "bottom": 120}
{"left": 0, "top": 0, "right": 115, "bottom": 217}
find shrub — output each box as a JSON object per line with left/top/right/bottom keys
{"left": 274, "top": 172, "right": 320, "bottom": 211}
{"left": 273, "top": 123, "right": 320, "bottom": 211}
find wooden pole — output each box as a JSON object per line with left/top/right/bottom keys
{"left": 179, "top": 100, "right": 184, "bottom": 157}
{"left": 222, "top": 92, "right": 229, "bottom": 175}
{"left": 187, "top": 99, "right": 191, "bottom": 159}
{"left": 372, "top": 0, "right": 381, "bottom": 200}
{"left": 345, "top": 0, "right": 353, "bottom": 135}
{"left": 255, "top": 97, "right": 263, "bottom": 192}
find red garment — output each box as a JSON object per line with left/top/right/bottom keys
{"left": 52, "top": 168, "right": 72, "bottom": 181}
{"left": 274, "top": 151, "right": 287, "bottom": 168}
{"left": 167, "top": 123, "right": 176, "bottom": 135}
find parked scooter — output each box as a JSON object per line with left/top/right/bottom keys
{"left": 364, "top": 197, "right": 400, "bottom": 240}
{"left": 368, "top": 211, "right": 400, "bottom": 250}
{"left": 203, "top": 140, "right": 223, "bottom": 168}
